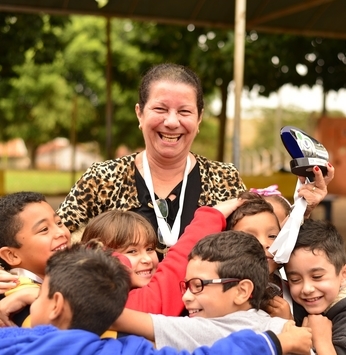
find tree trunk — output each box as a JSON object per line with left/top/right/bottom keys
{"left": 217, "top": 83, "right": 228, "bottom": 162}
{"left": 322, "top": 90, "right": 327, "bottom": 116}
{"left": 27, "top": 142, "right": 37, "bottom": 169}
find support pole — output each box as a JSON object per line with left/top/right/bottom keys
{"left": 232, "top": 0, "right": 246, "bottom": 168}
{"left": 105, "top": 17, "right": 113, "bottom": 159}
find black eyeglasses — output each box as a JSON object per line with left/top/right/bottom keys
{"left": 153, "top": 198, "right": 171, "bottom": 245}
{"left": 179, "top": 277, "right": 241, "bottom": 295}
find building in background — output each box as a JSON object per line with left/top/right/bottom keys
{"left": 0, "top": 138, "right": 30, "bottom": 169}
{"left": 36, "top": 137, "right": 102, "bottom": 171}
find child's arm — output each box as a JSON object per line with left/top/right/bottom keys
{"left": 125, "top": 199, "right": 243, "bottom": 316}
{"left": 303, "top": 315, "right": 337, "bottom": 355}
{"left": 276, "top": 320, "right": 312, "bottom": 355}
{"left": 112, "top": 308, "right": 155, "bottom": 341}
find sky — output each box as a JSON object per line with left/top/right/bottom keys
{"left": 212, "top": 84, "right": 346, "bottom": 118}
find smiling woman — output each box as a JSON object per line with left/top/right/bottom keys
{"left": 57, "top": 63, "right": 246, "bottom": 259}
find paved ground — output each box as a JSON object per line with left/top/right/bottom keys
{"left": 48, "top": 195, "right": 346, "bottom": 240}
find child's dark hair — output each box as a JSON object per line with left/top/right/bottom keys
{"left": 45, "top": 244, "right": 130, "bottom": 336}
{"left": 293, "top": 219, "right": 346, "bottom": 273}
{"left": 0, "top": 191, "right": 46, "bottom": 249}
{"left": 188, "top": 230, "right": 269, "bottom": 309}
{"left": 226, "top": 191, "right": 280, "bottom": 230}
{"left": 81, "top": 210, "right": 157, "bottom": 251}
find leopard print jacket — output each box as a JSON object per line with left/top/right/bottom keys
{"left": 57, "top": 152, "right": 246, "bottom": 233}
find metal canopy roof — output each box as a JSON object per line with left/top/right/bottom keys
{"left": 0, "top": 0, "right": 345, "bottom": 39}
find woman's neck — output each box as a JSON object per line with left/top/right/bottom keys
{"left": 136, "top": 151, "right": 194, "bottom": 198}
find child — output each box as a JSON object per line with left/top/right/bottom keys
{"left": 30, "top": 243, "right": 130, "bottom": 335}
{"left": 1, "top": 243, "right": 297, "bottom": 355}
{"left": 112, "top": 231, "right": 311, "bottom": 354}
{"left": 81, "top": 210, "right": 159, "bottom": 289}
{"left": 284, "top": 219, "right": 346, "bottom": 354}
{"left": 0, "top": 198, "right": 245, "bottom": 321}
{"left": 249, "top": 185, "right": 292, "bottom": 226}
{"left": 226, "top": 191, "right": 295, "bottom": 320}
{"left": 0, "top": 191, "right": 71, "bottom": 326}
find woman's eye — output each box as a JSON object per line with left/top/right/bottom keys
{"left": 153, "top": 107, "right": 166, "bottom": 113}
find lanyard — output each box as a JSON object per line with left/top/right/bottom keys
{"left": 268, "top": 178, "right": 307, "bottom": 263}
{"left": 142, "top": 151, "right": 191, "bottom": 247}
{"left": 10, "top": 268, "right": 43, "bottom": 284}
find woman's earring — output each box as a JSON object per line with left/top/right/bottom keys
{"left": 138, "top": 124, "right": 142, "bottom": 130}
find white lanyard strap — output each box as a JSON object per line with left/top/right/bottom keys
{"left": 142, "top": 151, "right": 191, "bottom": 247}
{"left": 268, "top": 178, "right": 307, "bottom": 263}
{"left": 10, "top": 268, "right": 43, "bottom": 284}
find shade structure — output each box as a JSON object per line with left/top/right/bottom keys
{"left": 1, "top": 0, "right": 345, "bottom": 165}
{"left": 0, "top": 0, "right": 345, "bottom": 39}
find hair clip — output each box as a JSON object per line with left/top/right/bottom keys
{"left": 250, "top": 185, "right": 282, "bottom": 197}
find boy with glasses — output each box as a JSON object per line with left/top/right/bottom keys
{"left": 113, "top": 230, "right": 311, "bottom": 354}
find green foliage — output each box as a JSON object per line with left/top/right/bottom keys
{"left": 243, "top": 33, "right": 346, "bottom": 95}
{"left": 191, "top": 116, "right": 219, "bottom": 159}
{"left": 0, "top": 13, "right": 68, "bottom": 92}
{"left": 0, "top": 13, "right": 345, "bottom": 164}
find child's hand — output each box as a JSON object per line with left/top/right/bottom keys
{"left": 277, "top": 320, "right": 312, "bottom": 355}
{"left": 0, "top": 269, "right": 19, "bottom": 294}
{"left": 212, "top": 198, "right": 245, "bottom": 218}
{"left": 265, "top": 295, "right": 293, "bottom": 320}
{"left": 303, "top": 315, "right": 336, "bottom": 355}
{"left": 0, "top": 287, "right": 39, "bottom": 326}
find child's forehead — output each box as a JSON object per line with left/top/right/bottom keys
{"left": 235, "top": 212, "right": 279, "bottom": 230}
{"left": 289, "top": 247, "right": 333, "bottom": 268}
{"left": 186, "top": 257, "right": 219, "bottom": 278}
{"left": 19, "top": 201, "right": 55, "bottom": 223}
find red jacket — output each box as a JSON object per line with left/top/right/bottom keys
{"left": 124, "top": 207, "right": 226, "bottom": 316}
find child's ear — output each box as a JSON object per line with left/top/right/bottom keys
{"left": 0, "top": 247, "right": 22, "bottom": 267}
{"left": 233, "top": 279, "right": 254, "bottom": 305}
{"left": 48, "top": 292, "right": 65, "bottom": 321}
{"left": 340, "top": 264, "right": 346, "bottom": 287}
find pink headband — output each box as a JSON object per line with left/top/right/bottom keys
{"left": 249, "top": 184, "right": 282, "bottom": 197}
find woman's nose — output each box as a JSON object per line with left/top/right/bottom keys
{"left": 164, "top": 110, "right": 180, "bottom": 128}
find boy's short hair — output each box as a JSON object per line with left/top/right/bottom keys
{"left": 294, "top": 219, "right": 346, "bottom": 273}
{"left": 0, "top": 191, "right": 46, "bottom": 249}
{"left": 188, "top": 230, "right": 269, "bottom": 309}
{"left": 226, "top": 191, "right": 279, "bottom": 230}
{"left": 45, "top": 244, "right": 130, "bottom": 336}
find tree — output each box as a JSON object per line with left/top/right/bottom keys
{"left": 0, "top": 12, "right": 68, "bottom": 96}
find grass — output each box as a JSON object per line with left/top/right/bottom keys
{"left": 1, "top": 169, "right": 84, "bottom": 195}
